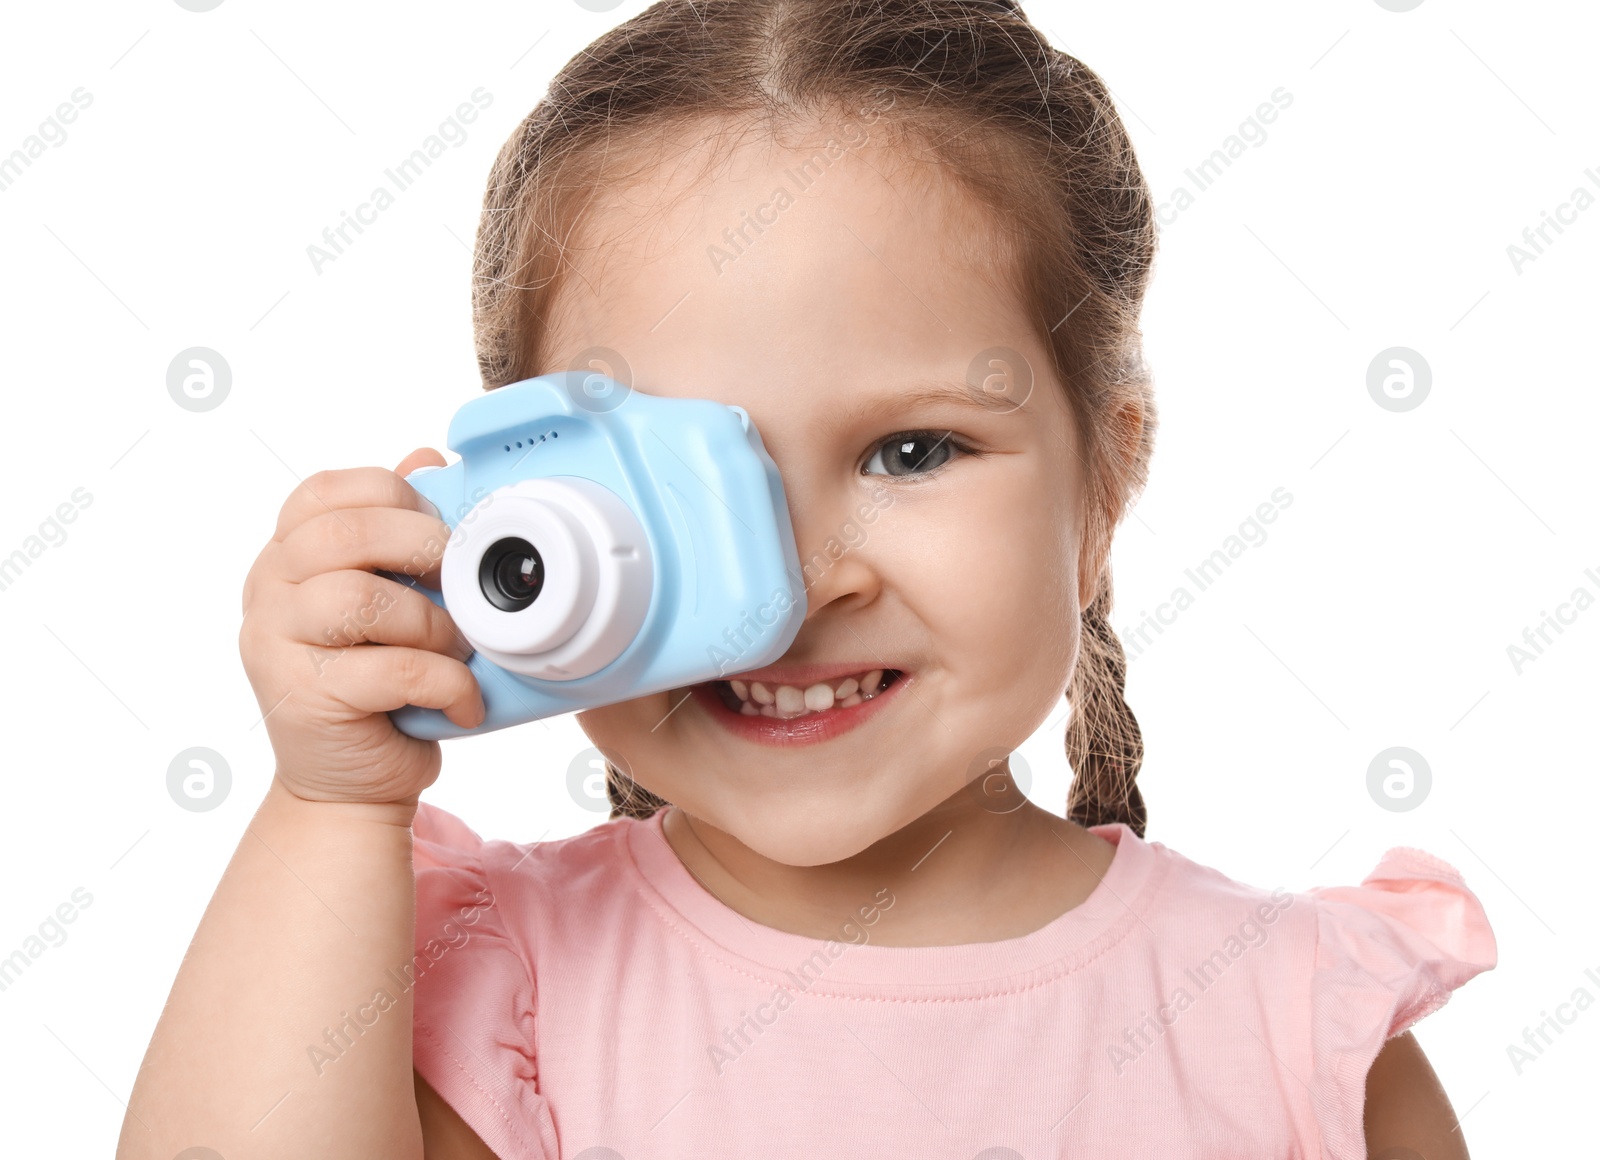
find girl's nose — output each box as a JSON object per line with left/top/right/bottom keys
{"left": 791, "top": 507, "right": 883, "bottom": 623}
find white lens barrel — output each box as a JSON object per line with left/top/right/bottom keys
{"left": 441, "top": 476, "right": 653, "bottom": 680}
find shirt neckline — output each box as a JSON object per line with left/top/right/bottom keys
{"left": 621, "top": 805, "right": 1160, "bottom": 993}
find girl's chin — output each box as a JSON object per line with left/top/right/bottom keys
{"left": 664, "top": 788, "right": 931, "bottom": 870}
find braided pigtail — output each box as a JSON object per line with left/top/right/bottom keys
{"left": 1065, "top": 572, "right": 1148, "bottom": 837}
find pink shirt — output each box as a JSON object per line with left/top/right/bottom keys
{"left": 410, "top": 802, "right": 1495, "bottom": 1158}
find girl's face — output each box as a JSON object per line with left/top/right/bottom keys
{"left": 553, "top": 119, "right": 1096, "bottom": 866}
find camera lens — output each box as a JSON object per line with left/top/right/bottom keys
{"left": 478, "top": 536, "right": 545, "bottom": 612}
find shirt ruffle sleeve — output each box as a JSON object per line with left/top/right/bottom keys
{"left": 1307, "top": 845, "right": 1497, "bottom": 1159}
{"left": 411, "top": 801, "right": 558, "bottom": 1159}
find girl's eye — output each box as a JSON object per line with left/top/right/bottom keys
{"left": 861, "top": 430, "right": 974, "bottom": 478}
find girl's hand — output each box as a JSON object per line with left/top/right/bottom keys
{"left": 237, "top": 448, "right": 485, "bottom": 806}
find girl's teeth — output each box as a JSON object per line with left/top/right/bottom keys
{"left": 721, "top": 669, "right": 897, "bottom": 718}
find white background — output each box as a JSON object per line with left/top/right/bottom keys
{"left": 0, "top": 0, "right": 1593, "bottom": 1152}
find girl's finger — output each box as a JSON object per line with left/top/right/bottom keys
{"left": 272, "top": 465, "right": 441, "bottom": 544}
{"left": 285, "top": 569, "right": 473, "bottom": 661}
{"left": 309, "top": 643, "right": 485, "bottom": 728}
{"left": 273, "top": 506, "right": 454, "bottom": 586}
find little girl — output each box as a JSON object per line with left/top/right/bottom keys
{"left": 121, "top": 2, "right": 1496, "bottom": 1158}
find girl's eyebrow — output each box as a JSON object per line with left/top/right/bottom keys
{"left": 829, "top": 377, "right": 1029, "bottom": 429}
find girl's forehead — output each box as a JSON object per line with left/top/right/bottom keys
{"left": 543, "top": 131, "right": 1030, "bottom": 408}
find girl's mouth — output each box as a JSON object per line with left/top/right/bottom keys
{"left": 686, "top": 668, "right": 910, "bottom": 747}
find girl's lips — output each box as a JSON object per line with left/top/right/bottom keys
{"left": 687, "top": 669, "right": 912, "bottom": 747}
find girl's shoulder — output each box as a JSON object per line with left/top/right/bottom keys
{"left": 1133, "top": 824, "right": 1494, "bottom": 935}
{"left": 1133, "top": 827, "right": 1498, "bottom": 1003}
{"left": 1126, "top": 825, "right": 1498, "bottom": 1029}
{"left": 411, "top": 799, "right": 645, "bottom": 931}
{"left": 1119, "top": 826, "right": 1497, "bottom": 1157}
{"left": 412, "top": 798, "right": 635, "bottom": 874}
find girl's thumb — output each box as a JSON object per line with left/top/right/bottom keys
{"left": 393, "top": 446, "right": 448, "bottom": 477}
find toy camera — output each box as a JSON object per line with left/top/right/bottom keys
{"left": 382, "top": 371, "right": 806, "bottom": 740}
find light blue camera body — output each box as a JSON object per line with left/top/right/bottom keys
{"left": 384, "top": 372, "right": 806, "bottom": 740}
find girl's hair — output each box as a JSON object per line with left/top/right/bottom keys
{"left": 471, "top": 0, "right": 1157, "bottom": 836}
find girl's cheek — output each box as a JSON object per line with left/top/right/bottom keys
{"left": 915, "top": 489, "right": 1078, "bottom": 663}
